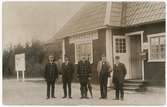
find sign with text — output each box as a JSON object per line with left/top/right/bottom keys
{"left": 15, "top": 53, "right": 26, "bottom": 71}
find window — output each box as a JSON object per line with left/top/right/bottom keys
{"left": 69, "top": 31, "right": 98, "bottom": 64}
{"left": 115, "top": 38, "right": 126, "bottom": 53}
{"left": 75, "top": 41, "right": 93, "bottom": 64}
{"left": 148, "top": 33, "right": 165, "bottom": 62}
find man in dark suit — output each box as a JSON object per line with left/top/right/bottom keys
{"left": 112, "top": 56, "right": 127, "bottom": 100}
{"left": 44, "top": 55, "right": 58, "bottom": 99}
{"left": 77, "top": 56, "right": 91, "bottom": 99}
{"left": 62, "top": 56, "right": 74, "bottom": 99}
{"left": 97, "top": 54, "right": 111, "bottom": 99}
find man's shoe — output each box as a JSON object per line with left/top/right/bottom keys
{"left": 103, "top": 97, "right": 107, "bottom": 99}
{"left": 113, "top": 98, "right": 119, "bottom": 100}
{"left": 46, "top": 97, "right": 50, "bottom": 99}
{"left": 80, "top": 96, "right": 84, "bottom": 99}
{"left": 99, "top": 97, "right": 104, "bottom": 99}
{"left": 69, "top": 96, "right": 72, "bottom": 99}
{"left": 121, "top": 98, "right": 124, "bottom": 101}
{"left": 62, "top": 96, "right": 67, "bottom": 99}
{"left": 52, "top": 96, "right": 56, "bottom": 98}
{"left": 85, "top": 96, "right": 89, "bottom": 99}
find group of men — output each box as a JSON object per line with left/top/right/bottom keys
{"left": 44, "top": 54, "right": 127, "bottom": 100}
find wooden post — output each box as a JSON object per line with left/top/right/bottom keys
{"left": 106, "top": 29, "right": 113, "bottom": 87}
{"left": 17, "top": 71, "right": 19, "bottom": 81}
{"left": 62, "top": 39, "right": 65, "bottom": 62}
{"left": 22, "top": 71, "right": 25, "bottom": 82}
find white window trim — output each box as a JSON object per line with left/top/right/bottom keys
{"left": 69, "top": 31, "right": 98, "bottom": 44}
{"left": 147, "top": 32, "right": 165, "bottom": 62}
{"left": 74, "top": 40, "right": 93, "bottom": 64}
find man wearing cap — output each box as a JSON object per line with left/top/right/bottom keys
{"left": 44, "top": 55, "right": 58, "bottom": 99}
{"left": 112, "top": 56, "right": 127, "bottom": 100}
{"left": 77, "top": 56, "right": 92, "bottom": 99}
{"left": 62, "top": 56, "right": 74, "bottom": 99}
{"left": 97, "top": 54, "right": 111, "bottom": 99}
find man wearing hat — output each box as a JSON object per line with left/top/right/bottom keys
{"left": 97, "top": 54, "right": 111, "bottom": 99}
{"left": 44, "top": 55, "right": 58, "bottom": 99}
{"left": 112, "top": 56, "right": 127, "bottom": 100}
{"left": 62, "top": 55, "right": 74, "bottom": 99}
{"left": 77, "top": 56, "right": 92, "bottom": 99}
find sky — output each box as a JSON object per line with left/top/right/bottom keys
{"left": 3, "top": 2, "right": 85, "bottom": 49}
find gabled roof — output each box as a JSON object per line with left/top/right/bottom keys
{"left": 49, "top": 2, "right": 165, "bottom": 42}
{"left": 54, "top": 2, "right": 107, "bottom": 40}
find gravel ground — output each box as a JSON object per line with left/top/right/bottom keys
{"left": 2, "top": 79, "right": 166, "bottom": 105}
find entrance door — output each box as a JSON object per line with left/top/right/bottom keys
{"left": 113, "top": 36, "right": 130, "bottom": 79}
{"left": 129, "top": 35, "right": 142, "bottom": 79}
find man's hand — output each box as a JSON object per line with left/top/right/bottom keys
{"left": 88, "top": 77, "right": 91, "bottom": 81}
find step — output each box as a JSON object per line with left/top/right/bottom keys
{"left": 124, "top": 86, "right": 147, "bottom": 92}
{"left": 124, "top": 83, "right": 143, "bottom": 87}
{"left": 123, "top": 87, "right": 139, "bottom": 91}
{"left": 124, "top": 85, "right": 141, "bottom": 88}
{"left": 124, "top": 79, "right": 147, "bottom": 83}
{"left": 123, "top": 79, "right": 148, "bottom": 92}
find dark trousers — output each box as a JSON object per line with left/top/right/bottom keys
{"left": 46, "top": 81, "right": 55, "bottom": 98}
{"left": 99, "top": 73, "right": 108, "bottom": 98}
{"left": 114, "top": 79, "right": 124, "bottom": 99}
{"left": 63, "top": 78, "right": 72, "bottom": 97}
{"left": 80, "top": 80, "right": 88, "bottom": 98}
{"left": 87, "top": 80, "right": 93, "bottom": 97}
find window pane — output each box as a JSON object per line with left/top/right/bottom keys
{"left": 76, "top": 42, "right": 92, "bottom": 62}
{"left": 150, "top": 47, "right": 159, "bottom": 60}
{"left": 149, "top": 35, "right": 165, "bottom": 61}
{"left": 160, "top": 44, "right": 165, "bottom": 59}
{"left": 115, "top": 38, "right": 126, "bottom": 53}
{"left": 160, "top": 36, "right": 165, "bottom": 45}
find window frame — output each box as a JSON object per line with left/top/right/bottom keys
{"left": 115, "top": 38, "right": 127, "bottom": 53}
{"left": 147, "top": 32, "right": 165, "bottom": 62}
{"left": 74, "top": 40, "right": 93, "bottom": 64}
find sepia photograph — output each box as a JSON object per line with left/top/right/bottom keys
{"left": 2, "top": 0, "right": 166, "bottom": 105}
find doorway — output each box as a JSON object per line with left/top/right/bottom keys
{"left": 129, "top": 35, "right": 142, "bottom": 79}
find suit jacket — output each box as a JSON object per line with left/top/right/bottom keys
{"left": 112, "top": 63, "right": 127, "bottom": 84}
{"left": 97, "top": 60, "right": 111, "bottom": 77}
{"left": 77, "top": 60, "right": 92, "bottom": 80}
{"left": 44, "top": 63, "right": 58, "bottom": 82}
{"left": 62, "top": 61, "right": 74, "bottom": 80}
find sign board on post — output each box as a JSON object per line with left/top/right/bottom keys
{"left": 15, "top": 53, "right": 26, "bottom": 81}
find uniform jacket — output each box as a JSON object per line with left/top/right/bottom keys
{"left": 44, "top": 63, "right": 58, "bottom": 82}
{"left": 112, "top": 63, "right": 127, "bottom": 83}
{"left": 77, "top": 60, "right": 92, "bottom": 80}
{"left": 97, "top": 61, "right": 111, "bottom": 77}
{"left": 62, "top": 61, "right": 74, "bottom": 80}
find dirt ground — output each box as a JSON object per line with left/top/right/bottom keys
{"left": 2, "top": 79, "right": 166, "bottom": 105}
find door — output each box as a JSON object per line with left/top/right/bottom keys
{"left": 129, "top": 35, "right": 142, "bottom": 79}
{"left": 113, "top": 36, "right": 130, "bottom": 79}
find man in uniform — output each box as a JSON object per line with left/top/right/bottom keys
{"left": 62, "top": 56, "right": 74, "bottom": 99}
{"left": 112, "top": 56, "right": 127, "bottom": 100}
{"left": 44, "top": 55, "right": 58, "bottom": 99}
{"left": 77, "top": 56, "right": 91, "bottom": 99}
{"left": 97, "top": 54, "right": 111, "bottom": 99}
